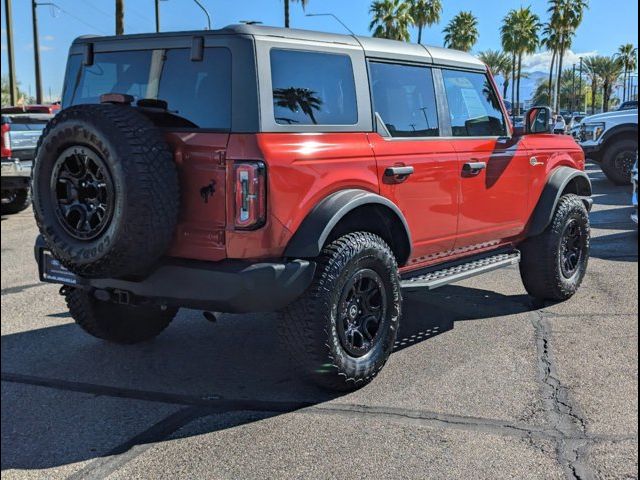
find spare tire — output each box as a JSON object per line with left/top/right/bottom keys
{"left": 32, "top": 104, "right": 179, "bottom": 279}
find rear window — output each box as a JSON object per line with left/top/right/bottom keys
{"left": 270, "top": 49, "right": 358, "bottom": 126}
{"left": 63, "top": 48, "right": 231, "bottom": 130}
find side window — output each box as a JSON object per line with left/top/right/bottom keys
{"left": 442, "top": 69, "right": 507, "bottom": 137}
{"left": 369, "top": 62, "right": 439, "bottom": 138}
{"left": 270, "top": 49, "right": 358, "bottom": 126}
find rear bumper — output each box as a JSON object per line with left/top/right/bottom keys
{"left": 1, "top": 158, "right": 32, "bottom": 191}
{"left": 35, "top": 236, "right": 316, "bottom": 313}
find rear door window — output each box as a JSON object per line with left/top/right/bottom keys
{"left": 442, "top": 69, "right": 507, "bottom": 137}
{"left": 64, "top": 48, "right": 231, "bottom": 130}
{"left": 369, "top": 61, "right": 439, "bottom": 137}
{"left": 270, "top": 49, "right": 358, "bottom": 126}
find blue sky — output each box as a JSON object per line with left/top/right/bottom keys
{"left": 1, "top": 0, "right": 638, "bottom": 101}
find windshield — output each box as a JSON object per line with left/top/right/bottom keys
{"left": 63, "top": 48, "right": 231, "bottom": 130}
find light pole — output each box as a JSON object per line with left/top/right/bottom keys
{"left": 31, "top": 0, "right": 43, "bottom": 104}
{"left": 192, "top": 0, "right": 211, "bottom": 30}
{"left": 4, "top": 0, "right": 17, "bottom": 105}
{"left": 306, "top": 13, "right": 357, "bottom": 36}
{"left": 155, "top": 0, "right": 160, "bottom": 32}
{"left": 578, "top": 57, "right": 583, "bottom": 113}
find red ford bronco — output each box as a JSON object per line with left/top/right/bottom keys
{"left": 33, "top": 25, "right": 592, "bottom": 391}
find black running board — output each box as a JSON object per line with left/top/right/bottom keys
{"left": 401, "top": 250, "right": 521, "bottom": 291}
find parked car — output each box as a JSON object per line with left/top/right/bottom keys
{"left": 554, "top": 114, "right": 567, "bottom": 134}
{"left": 618, "top": 100, "right": 638, "bottom": 111}
{"left": 32, "top": 25, "right": 592, "bottom": 391}
{"left": 632, "top": 155, "right": 638, "bottom": 226}
{"left": 1, "top": 104, "right": 60, "bottom": 115}
{"left": 578, "top": 108, "right": 638, "bottom": 185}
{"left": 1, "top": 112, "right": 52, "bottom": 214}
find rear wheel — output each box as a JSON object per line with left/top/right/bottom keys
{"left": 278, "top": 232, "right": 401, "bottom": 391}
{"left": 601, "top": 138, "right": 637, "bottom": 185}
{"left": 1, "top": 188, "right": 31, "bottom": 215}
{"left": 519, "top": 194, "right": 590, "bottom": 301}
{"left": 66, "top": 288, "right": 177, "bottom": 344}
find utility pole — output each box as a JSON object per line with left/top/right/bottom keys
{"left": 154, "top": 0, "right": 160, "bottom": 32}
{"left": 31, "top": 0, "right": 43, "bottom": 104}
{"left": 578, "top": 57, "right": 583, "bottom": 113}
{"left": 115, "top": 0, "right": 124, "bottom": 35}
{"left": 4, "top": 0, "right": 18, "bottom": 105}
{"left": 572, "top": 64, "right": 576, "bottom": 112}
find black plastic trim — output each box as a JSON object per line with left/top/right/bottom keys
{"left": 284, "top": 189, "right": 412, "bottom": 264}
{"left": 600, "top": 123, "right": 638, "bottom": 145}
{"left": 35, "top": 236, "right": 315, "bottom": 313}
{"left": 526, "top": 167, "right": 593, "bottom": 238}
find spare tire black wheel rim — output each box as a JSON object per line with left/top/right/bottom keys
{"left": 51, "top": 146, "right": 115, "bottom": 240}
{"left": 560, "top": 218, "right": 586, "bottom": 279}
{"left": 337, "top": 268, "right": 388, "bottom": 357}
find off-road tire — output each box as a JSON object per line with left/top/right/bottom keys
{"left": 32, "top": 104, "right": 179, "bottom": 278}
{"left": 278, "top": 232, "right": 401, "bottom": 391}
{"left": 600, "top": 138, "right": 637, "bottom": 186}
{"left": 519, "top": 194, "right": 590, "bottom": 301}
{"left": 66, "top": 288, "right": 177, "bottom": 344}
{"left": 1, "top": 188, "right": 31, "bottom": 215}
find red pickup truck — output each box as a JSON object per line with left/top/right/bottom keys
{"left": 33, "top": 25, "right": 591, "bottom": 391}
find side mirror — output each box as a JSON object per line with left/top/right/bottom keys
{"left": 525, "top": 106, "right": 554, "bottom": 134}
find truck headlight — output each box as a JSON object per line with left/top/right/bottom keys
{"left": 581, "top": 122, "right": 606, "bottom": 142}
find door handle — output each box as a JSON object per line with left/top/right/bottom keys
{"left": 384, "top": 166, "right": 414, "bottom": 181}
{"left": 462, "top": 161, "right": 487, "bottom": 176}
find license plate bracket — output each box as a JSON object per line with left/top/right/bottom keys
{"left": 39, "top": 249, "right": 81, "bottom": 286}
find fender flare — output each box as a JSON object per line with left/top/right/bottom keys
{"left": 600, "top": 123, "right": 638, "bottom": 146}
{"left": 527, "top": 167, "right": 593, "bottom": 238}
{"left": 284, "top": 189, "right": 412, "bottom": 263}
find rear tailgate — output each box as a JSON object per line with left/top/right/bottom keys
{"left": 3, "top": 114, "right": 52, "bottom": 163}
{"left": 165, "top": 132, "right": 229, "bottom": 262}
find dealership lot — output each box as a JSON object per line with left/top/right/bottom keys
{"left": 1, "top": 163, "right": 637, "bottom": 480}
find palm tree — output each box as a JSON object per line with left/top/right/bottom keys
{"left": 532, "top": 69, "right": 582, "bottom": 107}
{"left": 478, "top": 50, "right": 512, "bottom": 99}
{"left": 541, "top": 22, "right": 561, "bottom": 107}
{"left": 616, "top": 44, "right": 638, "bottom": 102}
{"left": 370, "top": 0, "right": 414, "bottom": 41}
{"left": 273, "top": 87, "right": 323, "bottom": 124}
{"left": 284, "top": 0, "right": 308, "bottom": 28}
{"left": 443, "top": 11, "right": 479, "bottom": 52}
{"left": 115, "top": 0, "right": 124, "bottom": 35}
{"left": 596, "top": 56, "right": 624, "bottom": 112}
{"left": 410, "top": 0, "right": 442, "bottom": 44}
{"left": 583, "top": 56, "right": 602, "bottom": 114}
{"left": 547, "top": 0, "right": 589, "bottom": 112}
{"left": 501, "top": 8, "right": 541, "bottom": 115}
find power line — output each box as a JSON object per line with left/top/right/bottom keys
{"left": 38, "top": 2, "right": 110, "bottom": 35}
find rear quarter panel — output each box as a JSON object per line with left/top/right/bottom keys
{"left": 225, "top": 133, "right": 379, "bottom": 259}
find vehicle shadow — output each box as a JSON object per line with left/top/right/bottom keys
{"left": 1, "top": 283, "right": 536, "bottom": 472}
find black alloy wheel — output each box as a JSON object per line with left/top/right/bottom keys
{"left": 337, "top": 268, "right": 388, "bottom": 357}
{"left": 51, "top": 146, "right": 115, "bottom": 241}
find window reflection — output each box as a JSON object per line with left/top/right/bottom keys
{"left": 271, "top": 49, "right": 358, "bottom": 126}
{"left": 369, "top": 62, "right": 439, "bottom": 138}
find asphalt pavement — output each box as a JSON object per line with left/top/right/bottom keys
{"left": 1, "top": 163, "right": 637, "bottom": 480}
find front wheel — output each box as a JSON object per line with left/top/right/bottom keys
{"left": 601, "top": 138, "right": 637, "bottom": 185}
{"left": 519, "top": 194, "right": 590, "bottom": 301}
{"left": 278, "top": 232, "right": 401, "bottom": 391}
{"left": 66, "top": 289, "right": 178, "bottom": 344}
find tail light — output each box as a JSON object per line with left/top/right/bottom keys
{"left": 1, "top": 123, "right": 11, "bottom": 158}
{"left": 233, "top": 161, "right": 266, "bottom": 230}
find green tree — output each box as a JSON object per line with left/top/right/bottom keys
{"left": 541, "top": 22, "right": 561, "bottom": 107}
{"left": 596, "top": 56, "right": 624, "bottom": 112}
{"left": 583, "top": 56, "right": 602, "bottom": 114}
{"left": 547, "top": 0, "right": 589, "bottom": 112}
{"left": 501, "top": 7, "right": 541, "bottom": 115}
{"left": 410, "top": 0, "right": 442, "bottom": 44}
{"left": 1, "top": 76, "right": 31, "bottom": 107}
{"left": 370, "top": 0, "right": 414, "bottom": 41}
{"left": 443, "top": 11, "right": 479, "bottom": 52}
{"left": 478, "top": 50, "right": 512, "bottom": 99}
{"left": 284, "top": 0, "right": 308, "bottom": 28}
{"left": 532, "top": 69, "right": 584, "bottom": 108}
{"left": 616, "top": 43, "right": 638, "bottom": 102}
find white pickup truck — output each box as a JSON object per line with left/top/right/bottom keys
{"left": 578, "top": 109, "right": 638, "bottom": 185}
{"left": 1, "top": 113, "right": 52, "bottom": 214}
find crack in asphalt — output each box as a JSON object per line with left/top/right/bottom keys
{"left": 531, "top": 311, "right": 595, "bottom": 480}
